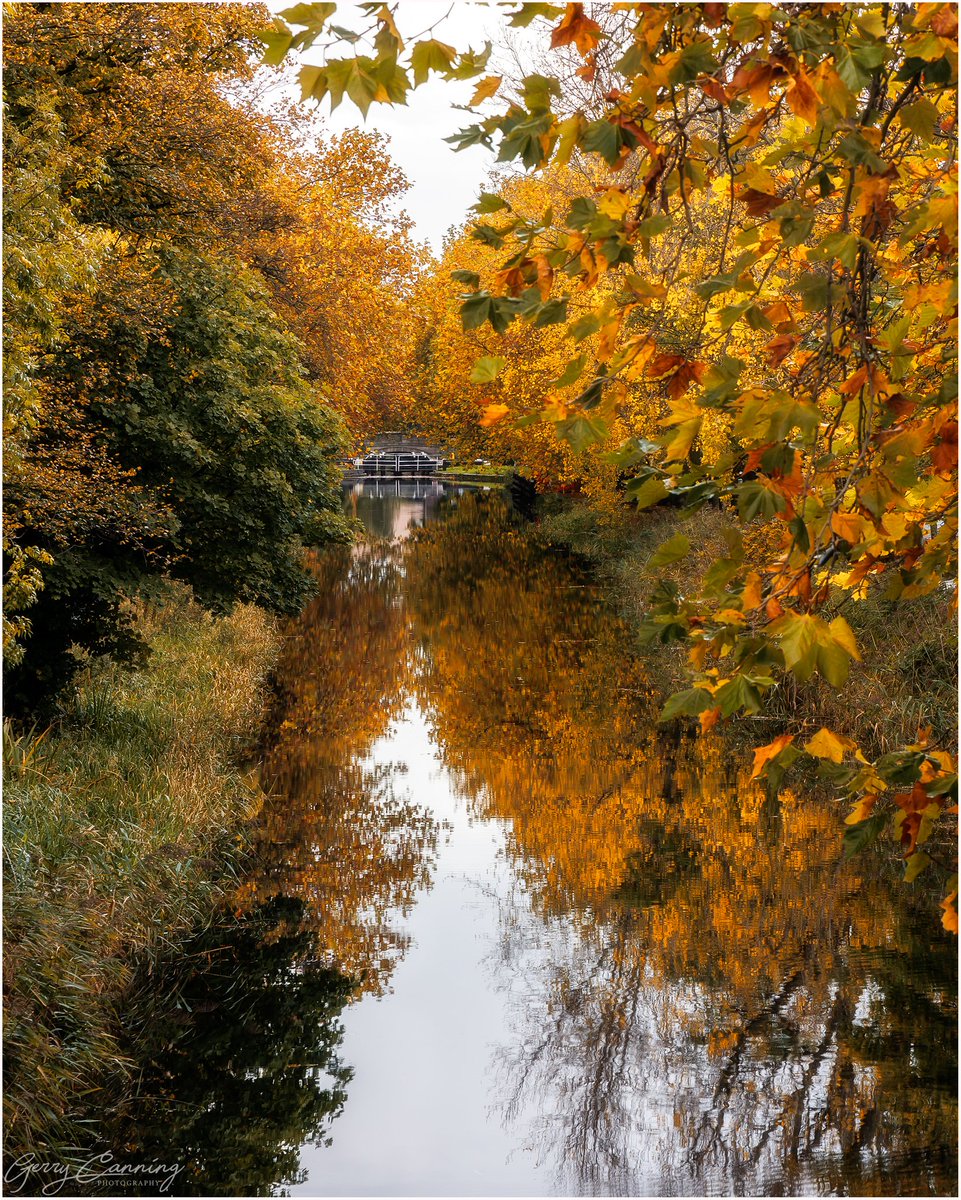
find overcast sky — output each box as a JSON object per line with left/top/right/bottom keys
{"left": 264, "top": 1, "right": 536, "bottom": 253}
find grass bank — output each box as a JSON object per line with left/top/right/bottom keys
{"left": 2, "top": 583, "right": 278, "bottom": 1157}
{"left": 536, "top": 496, "right": 958, "bottom": 759}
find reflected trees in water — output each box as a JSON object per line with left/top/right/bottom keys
{"left": 404, "top": 495, "right": 958, "bottom": 1196}
{"left": 239, "top": 543, "right": 441, "bottom": 995}
{"left": 93, "top": 897, "right": 353, "bottom": 1197}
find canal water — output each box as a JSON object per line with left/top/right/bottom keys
{"left": 105, "top": 482, "right": 957, "bottom": 1196}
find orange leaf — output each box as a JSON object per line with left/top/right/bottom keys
{"left": 731, "top": 61, "right": 781, "bottom": 109}
{"left": 550, "top": 3, "right": 602, "bottom": 56}
{"left": 749, "top": 733, "right": 794, "bottom": 780}
{"left": 787, "top": 69, "right": 820, "bottom": 124}
{"left": 742, "top": 570, "right": 764, "bottom": 611}
{"left": 469, "top": 75, "right": 502, "bottom": 106}
{"left": 647, "top": 352, "right": 686, "bottom": 380}
{"left": 479, "top": 403, "right": 510, "bottom": 428}
{"left": 831, "top": 512, "right": 865, "bottom": 543}
{"left": 736, "top": 186, "right": 781, "bottom": 217}
{"left": 699, "top": 706, "right": 721, "bottom": 733}
{"left": 766, "top": 333, "right": 799, "bottom": 367}
{"left": 941, "top": 893, "right": 958, "bottom": 934}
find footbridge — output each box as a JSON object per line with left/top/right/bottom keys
{"left": 349, "top": 433, "right": 447, "bottom": 478}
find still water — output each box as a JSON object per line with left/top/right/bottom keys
{"left": 110, "top": 482, "right": 958, "bottom": 1196}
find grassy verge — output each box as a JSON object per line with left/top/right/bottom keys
{"left": 439, "top": 463, "right": 513, "bottom": 478}
{"left": 536, "top": 496, "right": 958, "bottom": 758}
{"left": 2, "top": 582, "right": 278, "bottom": 1157}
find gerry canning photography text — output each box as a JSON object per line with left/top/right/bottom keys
{"left": 4, "top": 1153, "right": 184, "bottom": 1195}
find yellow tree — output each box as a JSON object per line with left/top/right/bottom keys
{"left": 270, "top": 1, "right": 959, "bottom": 924}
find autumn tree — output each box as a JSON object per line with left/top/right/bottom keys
{"left": 2, "top": 2, "right": 355, "bottom": 712}
{"left": 270, "top": 0, "right": 959, "bottom": 925}
{"left": 248, "top": 126, "right": 429, "bottom": 441}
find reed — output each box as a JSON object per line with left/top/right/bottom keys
{"left": 2, "top": 582, "right": 278, "bottom": 1157}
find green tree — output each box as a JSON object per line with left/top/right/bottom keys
{"left": 4, "top": 247, "right": 347, "bottom": 715}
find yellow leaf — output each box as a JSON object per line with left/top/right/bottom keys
{"left": 598, "top": 187, "right": 631, "bottom": 220}
{"left": 804, "top": 726, "right": 857, "bottom": 763}
{"left": 469, "top": 75, "right": 502, "bottom": 106}
{"left": 828, "top": 616, "right": 861, "bottom": 662}
{"left": 664, "top": 417, "right": 702, "bottom": 462}
{"left": 742, "top": 570, "right": 763, "bottom": 611}
{"left": 845, "top": 794, "right": 878, "bottom": 825}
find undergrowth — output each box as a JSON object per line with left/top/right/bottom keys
{"left": 537, "top": 496, "right": 958, "bottom": 759}
{"left": 2, "top": 582, "right": 278, "bottom": 1158}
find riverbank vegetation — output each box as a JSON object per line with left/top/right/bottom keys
{"left": 3, "top": 586, "right": 276, "bottom": 1155}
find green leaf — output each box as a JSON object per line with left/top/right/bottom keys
{"left": 648, "top": 533, "right": 691, "bottom": 568}
{"left": 533, "top": 298, "right": 569, "bottom": 328}
{"left": 509, "top": 2, "right": 564, "bottom": 27}
{"left": 568, "top": 312, "right": 603, "bottom": 341}
{"left": 737, "top": 480, "right": 788, "bottom": 522}
{"left": 843, "top": 811, "right": 889, "bottom": 859}
{"left": 471, "top": 223, "right": 505, "bottom": 248}
{"left": 460, "top": 291, "right": 494, "bottom": 331}
{"left": 627, "top": 476, "right": 669, "bottom": 509}
{"left": 550, "top": 355, "right": 588, "bottom": 389}
{"left": 567, "top": 197, "right": 598, "bottom": 229}
{"left": 450, "top": 269, "right": 480, "bottom": 287}
{"left": 772, "top": 613, "right": 820, "bottom": 683}
{"left": 446, "top": 42, "right": 492, "bottom": 81}
{"left": 469, "top": 356, "right": 506, "bottom": 384}
{"left": 522, "top": 72, "right": 561, "bottom": 111}
{"left": 299, "top": 64, "right": 327, "bottom": 101}
{"left": 898, "top": 98, "right": 939, "bottom": 141}
{"left": 410, "top": 38, "right": 457, "bottom": 86}
{"left": 261, "top": 28, "right": 294, "bottom": 67}
{"left": 715, "top": 674, "right": 764, "bottom": 716}
{"left": 473, "top": 193, "right": 510, "bottom": 214}
{"left": 659, "top": 687, "right": 715, "bottom": 722}
{"left": 635, "top": 214, "right": 672, "bottom": 237}
{"left": 581, "top": 119, "right": 623, "bottom": 166}
{"left": 556, "top": 415, "right": 609, "bottom": 452}
{"left": 812, "top": 231, "right": 860, "bottom": 270}
{"left": 280, "top": 2, "right": 336, "bottom": 27}
{"left": 904, "top": 851, "right": 931, "bottom": 883}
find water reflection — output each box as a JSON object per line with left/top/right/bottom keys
{"left": 238, "top": 544, "right": 441, "bottom": 995}
{"left": 404, "top": 494, "right": 958, "bottom": 1196}
{"left": 343, "top": 478, "right": 471, "bottom": 540}
{"left": 87, "top": 484, "right": 956, "bottom": 1197}
{"left": 93, "top": 898, "right": 353, "bottom": 1197}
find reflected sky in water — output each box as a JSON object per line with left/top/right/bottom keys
{"left": 249, "top": 483, "right": 956, "bottom": 1196}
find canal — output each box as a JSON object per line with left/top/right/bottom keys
{"left": 100, "top": 481, "right": 957, "bottom": 1196}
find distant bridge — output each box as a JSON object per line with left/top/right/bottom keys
{"left": 351, "top": 433, "right": 447, "bottom": 477}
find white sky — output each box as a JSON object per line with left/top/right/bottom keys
{"left": 264, "top": 1, "right": 534, "bottom": 253}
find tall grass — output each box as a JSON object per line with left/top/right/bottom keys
{"left": 2, "top": 582, "right": 278, "bottom": 1157}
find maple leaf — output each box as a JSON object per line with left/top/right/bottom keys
{"left": 804, "top": 727, "right": 857, "bottom": 763}
{"left": 550, "top": 3, "right": 602, "bottom": 55}
{"left": 469, "top": 75, "right": 502, "bottom": 106}
{"left": 749, "top": 734, "right": 795, "bottom": 780}
{"left": 787, "top": 69, "right": 820, "bottom": 124}
{"left": 480, "top": 403, "right": 510, "bottom": 427}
